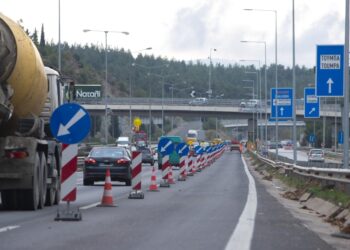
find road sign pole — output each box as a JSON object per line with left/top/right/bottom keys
{"left": 344, "top": 0, "right": 349, "bottom": 169}
{"left": 292, "top": 0, "right": 297, "bottom": 164}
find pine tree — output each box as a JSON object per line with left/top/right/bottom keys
{"left": 31, "top": 29, "right": 39, "bottom": 46}
{"left": 40, "top": 24, "right": 45, "bottom": 48}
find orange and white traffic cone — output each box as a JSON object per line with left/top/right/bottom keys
{"left": 97, "top": 168, "right": 116, "bottom": 207}
{"left": 149, "top": 166, "right": 159, "bottom": 191}
{"left": 168, "top": 166, "right": 176, "bottom": 184}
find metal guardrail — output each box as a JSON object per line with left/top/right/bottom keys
{"left": 254, "top": 152, "right": 350, "bottom": 184}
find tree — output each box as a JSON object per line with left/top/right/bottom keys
{"left": 31, "top": 29, "right": 39, "bottom": 46}
{"left": 40, "top": 24, "right": 45, "bottom": 48}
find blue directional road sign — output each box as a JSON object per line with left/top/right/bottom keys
{"left": 194, "top": 145, "right": 203, "bottom": 155}
{"left": 50, "top": 103, "right": 91, "bottom": 144}
{"left": 308, "top": 134, "right": 316, "bottom": 143}
{"left": 176, "top": 143, "right": 189, "bottom": 157}
{"left": 271, "top": 88, "right": 293, "bottom": 119}
{"left": 304, "top": 88, "right": 320, "bottom": 118}
{"left": 158, "top": 138, "right": 174, "bottom": 156}
{"left": 338, "top": 131, "right": 344, "bottom": 144}
{"left": 316, "top": 45, "right": 344, "bottom": 97}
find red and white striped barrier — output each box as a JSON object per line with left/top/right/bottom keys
{"left": 160, "top": 155, "right": 170, "bottom": 187}
{"left": 178, "top": 155, "right": 187, "bottom": 181}
{"left": 61, "top": 143, "right": 78, "bottom": 201}
{"left": 129, "top": 151, "right": 144, "bottom": 199}
{"left": 187, "top": 156, "right": 194, "bottom": 176}
{"left": 55, "top": 143, "right": 81, "bottom": 221}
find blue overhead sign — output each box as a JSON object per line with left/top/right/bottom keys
{"left": 271, "top": 88, "right": 293, "bottom": 119}
{"left": 304, "top": 88, "right": 320, "bottom": 118}
{"left": 158, "top": 138, "right": 174, "bottom": 156}
{"left": 316, "top": 45, "right": 344, "bottom": 97}
{"left": 50, "top": 103, "right": 91, "bottom": 144}
{"left": 338, "top": 131, "right": 344, "bottom": 144}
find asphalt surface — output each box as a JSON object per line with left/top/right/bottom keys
{"left": 0, "top": 151, "right": 336, "bottom": 250}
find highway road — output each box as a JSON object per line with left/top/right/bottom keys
{"left": 0, "top": 151, "right": 336, "bottom": 250}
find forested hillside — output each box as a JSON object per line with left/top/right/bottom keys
{"left": 32, "top": 27, "right": 314, "bottom": 100}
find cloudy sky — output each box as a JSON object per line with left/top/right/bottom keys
{"left": 0, "top": 0, "right": 346, "bottom": 68}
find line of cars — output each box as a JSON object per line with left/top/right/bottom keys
{"left": 82, "top": 136, "right": 157, "bottom": 186}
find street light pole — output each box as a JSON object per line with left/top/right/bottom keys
{"left": 343, "top": 0, "right": 349, "bottom": 169}
{"left": 83, "top": 29, "right": 129, "bottom": 144}
{"left": 292, "top": 0, "right": 297, "bottom": 164}
{"left": 244, "top": 8, "right": 278, "bottom": 160}
{"left": 243, "top": 80, "right": 255, "bottom": 141}
{"left": 58, "top": 0, "right": 61, "bottom": 71}
{"left": 241, "top": 40, "right": 268, "bottom": 144}
{"left": 129, "top": 47, "right": 152, "bottom": 133}
{"left": 208, "top": 48, "right": 217, "bottom": 99}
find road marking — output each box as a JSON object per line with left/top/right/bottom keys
{"left": 225, "top": 155, "right": 257, "bottom": 250}
{"left": 79, "top": 202, "right": 100, "bottom": 210}
{"left": 0, "top": 225, "right": 20, "bottom": 233}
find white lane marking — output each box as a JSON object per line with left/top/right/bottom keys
{"left": 225, "top": 155, "right": 257, "bottom": 250}
{"left": 80, "top": 202, "right": 100, "bottom": 210}
{"left": 0, "top": 225, "right": 20, "bottom": 233}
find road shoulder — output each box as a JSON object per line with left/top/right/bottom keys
{"left": 244, "top": 154, "right": 350, "bottom": 250}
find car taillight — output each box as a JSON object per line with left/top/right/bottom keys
{"left": 85, "top": 158, "right": 97, "bottom": 164}
{"left": 5, "top": 149, "right": 29, "bottom": 159}
{"left": 117, "top": 158, "right": 129, "bottom": 164}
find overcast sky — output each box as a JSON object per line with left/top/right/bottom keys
{"left": 0, "top": 0, "right": 346, "bottom": 68}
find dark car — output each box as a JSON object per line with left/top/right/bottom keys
{"left": 83, "top": 146, "right": 132, "bottom": 186}
{"left": 139, "top": 147, "right": 155, "bottom": 166}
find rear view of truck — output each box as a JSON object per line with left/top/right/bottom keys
{"left": 0, "top": 13, "right": 69, "bottom": 210}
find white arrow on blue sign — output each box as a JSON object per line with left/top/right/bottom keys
{"left": 50, "top": 103, "right": 91, "bottom": 144}
{"left": 316, "top": 45, "right": 344, "bottom": 97}
{"left": 304, "top": 88, "right": 320, "bottom": 118}
{"left": 158, "top": 138, "right": 174, "bottom": 156}
{"left": 176, "top": 143, "right": 189, "bottom": 157}
{"left": 271, "top": 88, "right": 293, "bottom": 119}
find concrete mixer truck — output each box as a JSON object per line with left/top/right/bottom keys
{"left": 0, "top": 13, "right": 75, "bottom": 210}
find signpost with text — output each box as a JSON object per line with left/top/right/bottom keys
{"left": 316, "top": 45, "right": 344, "bottom": 97}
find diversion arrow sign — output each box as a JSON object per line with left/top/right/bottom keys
{"left": 50, "top": 103, "right": 91, "bottom": 144}
{"left": 176, "top": 143, "right": 189, "bottom": 157}
{"left": 158, "top": 138, "right": 174, "bottom": 156}
{"left": 58, "top": 109, "right": 87, "bottom": 136}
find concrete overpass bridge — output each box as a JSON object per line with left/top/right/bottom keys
{"left": 81, "top": 97, "right": 341, "bottom": 120}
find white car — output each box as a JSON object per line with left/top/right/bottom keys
{"left": 189, "top": 97, "right": 208, "bottom": 105}
{"left": 308, "top": 149, "right": 325, "bottom": 163}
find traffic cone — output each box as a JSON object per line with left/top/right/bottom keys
{"left": 98, "top": 168, "right": 116, "bottom": 207}
{"left": 149, "top": 166, "right": 159, "bottom": 191}
{"left": 168, "top": 166, "right": 176, "bottom": 184}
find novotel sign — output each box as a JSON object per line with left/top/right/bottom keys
{"left": 75, "top": 84, "right": 102, "bottom": 100}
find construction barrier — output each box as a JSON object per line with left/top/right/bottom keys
{"left": 178, "top": 155, "right": 187, "bottom": 181}
{"left": 129, "top": 151, "right": 144, "bottom": 199}
{"left": 55, "top": 143, "right": 81, "bottom": 221}
{"left": 160, "top": 155, "right": 170, "bottom": 187}
{"left": 98, "top": 168, "right": 116, "bottom": 207}
{"left": 149, "top": 166, "right": 159, "bottom": 191}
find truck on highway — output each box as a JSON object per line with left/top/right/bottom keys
{"left": 0, "top": 13, "right": 74, "bottom": 210}
{"left": 186, "top": 129, "right": 198, "bottom": 146}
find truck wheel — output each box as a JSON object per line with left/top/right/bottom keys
{"left": 22, "top": 153, "right": 40, "bottom": 210}
{"left": 38, "top": 153, "right": 47, "bottom": 209}
{"left": 46, "top": 155, "right": 57, "bottom": 206}
{"left": 1, "top": 190, "right": 18, "bottom": 210}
